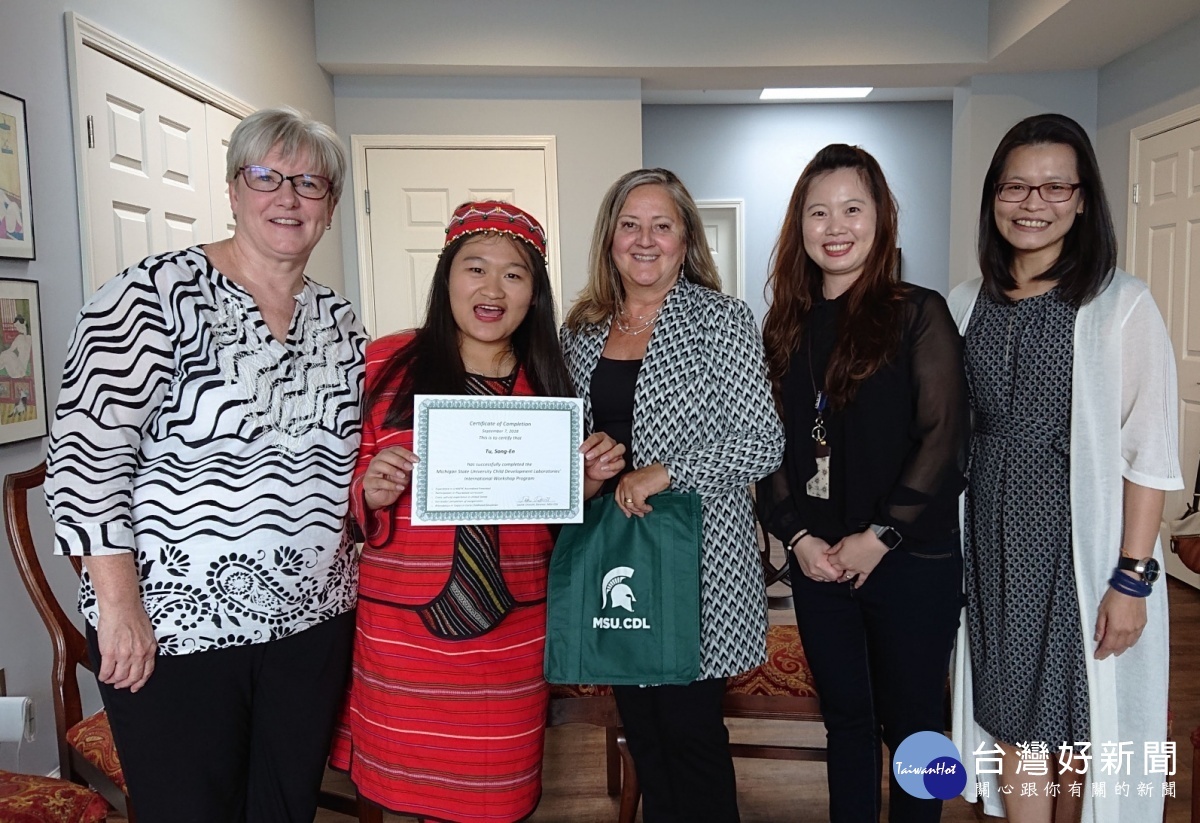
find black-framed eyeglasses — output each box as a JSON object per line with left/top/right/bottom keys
{"left": 995, "top": 181, "right": 1081, "bottom": 203}
{"left": 238, "top": 165, "right": 332, "bottom": 200}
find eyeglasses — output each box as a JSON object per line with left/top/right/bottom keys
{"left": 238, "top": 165, "right": 332, "bottom": 200}
{"left": 995, "top": 181, "right": 1081, "bottom": 203}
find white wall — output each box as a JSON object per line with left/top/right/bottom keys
{"left": 332, "top": 76, "right": 643, "bottom": 310}
{"left": 0, "top": 0, "right": 339, "bottom": 777}
{"left": 643, "top": 102, "right": 953, "bottom": 317}
{"left": 315, "top": 0, "right": 987, "bottom": 74}
{"left": 1097, "top": 12, "right": 1200, "bottom": 267}
{"left": 947, "top": 70, "right": 1098, "bottom": 289}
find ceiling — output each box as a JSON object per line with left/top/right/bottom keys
{"left": 314, "top": 0, "right": 1200, "bottom": 103}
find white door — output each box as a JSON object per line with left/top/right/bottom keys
{"left": 77, "top": 46, "right": 216, "bottom": 292}
{"left": 1130, "top": 115, "right": 1200, "bottom": 588}
{"left": 206, "top": 106, "right": 241, "bottom": 241}
{"left": 697, "top": 201, "right": 744, "bottom": 300}
{"left": 355, "top": 139, "right": 560, "bottom": 338}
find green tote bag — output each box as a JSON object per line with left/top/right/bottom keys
{"left": 544, "top": 491, "right": 702, "bottom": 686}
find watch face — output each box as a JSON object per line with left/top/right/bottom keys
{"left": 879, "top": 527, "right": 903, "bottom": 550}
{"left": 1141, "top": 557, "right": 1161, "bottom": 584}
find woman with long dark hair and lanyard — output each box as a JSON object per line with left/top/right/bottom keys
{"left": 758, "top": 144, "right": 969, "bottom": 823}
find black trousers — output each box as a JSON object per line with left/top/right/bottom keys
{"left": 87, "top": 610, "right": 355, "bottom": 823}
{"left": 612, "top": 677, "right": 739, "bottom": 823}
{"left": 791, "top": 544, "right": 962, "bottom": 823}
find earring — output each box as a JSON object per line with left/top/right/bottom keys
{"left": 325, "top": 223, "right": 332, "bottom": 231}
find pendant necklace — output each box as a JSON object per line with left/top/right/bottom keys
{"left": 615, "top": 302, "right": 662, "bottom": 336}
{"left": 805, "top": 331, "right": 831, "bottom": 500}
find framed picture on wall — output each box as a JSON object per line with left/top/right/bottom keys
{"left": 0, "top": 90, "right": 35, "bottom": 260}
{"left": 0, "top": 278, "right": 48, "bottom": 444}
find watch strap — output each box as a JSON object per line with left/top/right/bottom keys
{"left": 1116, "top": 555, "right": 1159, "bottom": 584}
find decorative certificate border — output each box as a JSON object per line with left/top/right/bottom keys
{"left": 412, "top": 395, "right": 584, "bottom": 525}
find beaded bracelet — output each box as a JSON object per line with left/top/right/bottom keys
{"left": 1108, "top": 570, "right": 1152, "bottom": 598}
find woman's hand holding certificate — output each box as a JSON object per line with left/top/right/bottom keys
{"left": 363, "top": 446, "right": 420, "bottom": 510}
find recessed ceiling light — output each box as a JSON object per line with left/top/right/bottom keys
{"left": 760, "top": 87, "right": 873, "bottom": 100}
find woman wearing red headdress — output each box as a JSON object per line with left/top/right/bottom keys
{"left": 330, "top": 202, "right": 624, "bottom": 822}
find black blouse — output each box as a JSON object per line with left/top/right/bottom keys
{"left": 590, "top": 356, "right": 641, "bottom": 496}
{"left": 757, "top": 285, "right": 969, "bottom": 550}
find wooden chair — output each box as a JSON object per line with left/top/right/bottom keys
{"left": 3, "top": 462, "right": 358, "bottom": 821}
{"left": 3, "top": 462, "right": 133, "bottom": 819}
{"left": 0, "top": 665, "right": 110, "bottom": 822}
{"left": 0, "top": 769, "right": 110, "bottom": 823}
{"left": 547, "top": 685, "right": 637, "bottom": 821}
{"left": 722, "top": 518, "right": 825, "bottom": 766}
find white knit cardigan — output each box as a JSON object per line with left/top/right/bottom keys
{"left": 948, "top": 271, "right": 1182, "bottom": 822}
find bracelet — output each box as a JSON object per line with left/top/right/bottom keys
{"left": 788, "top": 529, "right": 810, "bottom": 548}
{"left": 1108, "top": 571, "right": 1152, "bottom": 598}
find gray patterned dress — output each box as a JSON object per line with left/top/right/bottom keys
{"left": 963, "top": 289, "right": 1090, "bottom": 747}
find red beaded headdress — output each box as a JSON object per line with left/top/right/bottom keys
{"left": 443, "top": 201, "right": 548, "bottom": 262}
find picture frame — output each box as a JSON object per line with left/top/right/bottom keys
{"left": 0, "top": 90, "right": 35, "bottom": 260}
{"left": 0, "top": 278, "right": 48, "bottom": 444}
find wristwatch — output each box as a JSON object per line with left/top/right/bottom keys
{"left": 869, "top": 524, "right": 903, "bottom": 551}
{"left": 1117, "top": 555, "right": 1161, "bottom": 585}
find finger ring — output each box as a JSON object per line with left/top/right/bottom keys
{"left": 625, "top": 497, "right": 634, "bottom": 504}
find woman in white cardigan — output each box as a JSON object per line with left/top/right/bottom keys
{"left": 949, "top": 113, "right": 1181, "bottom": 823}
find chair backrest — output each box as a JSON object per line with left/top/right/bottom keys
{"left": 754, "top": 508, "right": 794, "bottom": 611}
{"left": 3, "top": 461, "right": 88, "bottom": 779}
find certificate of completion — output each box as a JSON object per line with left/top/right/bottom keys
{"left": 411, "top": 394, "right": 585, "bottom": 525}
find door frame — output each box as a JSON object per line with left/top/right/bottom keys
{"left": 65, "top": 13, "right": 253, "bottom": 298}
{"left": 1124, "top": 101, "right": 1200, "bottom": 272}
{"left": 696, "top": 199, "right": 745, "bottom": 301}
{"left": 350, "top": 135, "right": 563, "bottom": 333}
{"left": 1125, "top": 103, "right": 1200, "bottom": 589}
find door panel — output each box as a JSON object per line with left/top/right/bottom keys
{"left": 76, "top": 47, "right": 246, "bottom": 294}
{"left": 205, "top": 105, "right": 241, "bottom": 240}
{"left": 79, "top": 47, "right": 213, "bottom": 291}
{"left": 362, "top": 147, "right": 550, "bottom": 338}
{"left": 1131, "top": 116, "right": 1200, "bottom": 587}
{"left": 697, "top": 201, "right": 744, "bottom": 300}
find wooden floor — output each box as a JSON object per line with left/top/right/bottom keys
{"left": 307, "top": 577, "right": 1200, "bottom": 823}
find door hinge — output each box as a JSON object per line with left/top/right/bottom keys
{"left": 86, "top": 115, "right": 94, "bottom": 149}
{"left": 364, "top": 189, "right": 370, "bottom": 215}
{"left": 1132, "top": 183, "right": 1139, "bottom": 206}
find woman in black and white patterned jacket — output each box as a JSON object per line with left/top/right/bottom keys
{"left": 44, "top": 108, "right": 366, "bottom": 823}
{"left": 560, "top": 168, "right": 784, "bottom": 823}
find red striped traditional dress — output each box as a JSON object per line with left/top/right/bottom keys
{"left": 331, "top": 333, "right": 554, "bottom": 823}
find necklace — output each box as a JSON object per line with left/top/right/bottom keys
{"left": 615, "top": 302, "right": 662, "bottom": 336}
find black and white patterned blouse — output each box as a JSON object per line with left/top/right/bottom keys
{"left": 45, "top": 247, "right": 367, "bottom": 656}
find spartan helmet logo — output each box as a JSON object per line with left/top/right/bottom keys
{"left": 602, "top": 566, "right": 637, "bottom": 612}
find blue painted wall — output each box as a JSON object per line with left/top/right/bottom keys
{"left": 643, "top": 101, "right": 953, "bottom": 318}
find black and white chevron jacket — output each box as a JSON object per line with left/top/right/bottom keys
{"left": 561, "top": 277, "right": 784, "bottom": 678}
